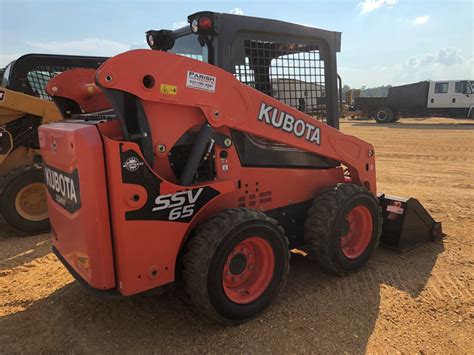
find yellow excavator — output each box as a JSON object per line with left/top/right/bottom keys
{"left": 0, "top": 54, "right": 106, "bottom": 235}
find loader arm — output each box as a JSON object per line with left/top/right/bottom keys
{"left": 91, "top": 50, "right": 376, "bottom": 193}
{"left": 45, "top": 68, "right": 111, "bottom": 116}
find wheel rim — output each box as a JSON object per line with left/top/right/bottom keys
{"left": 340, "top": 205, "right": 373, "bottom": 259}
{"left": 377, "top": 111, "right": 387, "bottom": 121}
{"left": 222, "top": 237, "right": 275, "bottom": 304}
{"left": 14, "top": 183, "right": 48, "bottom": 222}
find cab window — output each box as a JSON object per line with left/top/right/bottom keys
{"left": 455, "top": 81, "right": 472, "bottom": 94}
{"left": 1, "top": 63, "right": 13, "bottom": 87}
{"left": 169, "top": 34, "right": 208, "bottom": 62}
{"left": 434, "top": 82, "right": 449, "bottom": 94}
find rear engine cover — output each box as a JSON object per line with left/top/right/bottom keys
{"left": 39, "top": 122, "right": 115, "bottom": 290}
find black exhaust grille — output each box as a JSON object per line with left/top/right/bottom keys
{"left": 234, "top": 40, "right": 327, "bottom": 122}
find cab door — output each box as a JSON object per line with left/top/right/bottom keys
{"left": 452, "top": 81, "right": 473, "bottom": 109}
{"left": 427, "top": 81, "right": 451, "bottom": 108}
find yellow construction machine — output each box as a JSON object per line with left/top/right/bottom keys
{"left": 0, "top": 54, "right": 106, "bottom": 234}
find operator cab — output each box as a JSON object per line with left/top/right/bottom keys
{"left": 146, "top": 11, "right": 341, "bottom": 129}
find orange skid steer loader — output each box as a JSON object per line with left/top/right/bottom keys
{"left": 39, "top": 12, "right": 441, "bottom": 324}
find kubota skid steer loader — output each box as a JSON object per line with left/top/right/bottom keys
{"left": 39, "top": 12, "right": 441, "bottom": 324}
{"left": 0, "top": 54, "right": 106, "bottom": 235}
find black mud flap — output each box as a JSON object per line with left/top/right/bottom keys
{"left": 378, "top": 194, "right": 443, "bottom": 252}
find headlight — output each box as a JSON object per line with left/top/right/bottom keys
{"left": 145, "top": 30, "right": 175, "bottom": 51}
{"left": 147, "top": 34, "right": 154, "bottom": 47}
{"left": 190, "top": 18, "right": 199, "bottom": 33}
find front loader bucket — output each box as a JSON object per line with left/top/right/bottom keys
{"left": 378, "top": 194, "right": 442, "bottom": 252}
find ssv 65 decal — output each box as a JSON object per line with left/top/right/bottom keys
{"left": 153, "top": 188, "right": 204, "bottom": 221}
{"left": 258, "top": 102, "right": 321, "bottom": 145}
{"left": 120, "top": 149, "right": 219, "bottom": 222}
{"left": 44, "top": 164, "right": 81, "bottom": 213}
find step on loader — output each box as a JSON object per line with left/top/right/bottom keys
{"left": 39, "top": 12, "right": 442, "bottom": 324}
{"left": 0, "top": 54, "right": 106, "bottom": 234}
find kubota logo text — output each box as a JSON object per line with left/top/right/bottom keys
{"left": 152, "top": 188, "right": 204, "bottom": 221}
{"left": 45, "top": 167, "right": 78, "bottom": 203}
{"left": 258, "top": 102, "right": 321, "bottom": 145}
{"left": 43, "top": 165, "right": 81, "bottom": 213}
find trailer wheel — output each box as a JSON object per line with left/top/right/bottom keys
{"left": 304, "top": 183, "right": 382, "bottom": 275}
{"left": 0, "top": 165, "right": 50, "bottom": 236}
{"left": 374, "top": 107, "right": 394, "bottom": 123}
{"left": 183, "top": 208, "right": 289, "bottom": 324}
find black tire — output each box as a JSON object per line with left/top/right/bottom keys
{"left": 374, "top": 107, "right": 394, "bottom": 123}
{"left": 183, "top": 208, "right": 290, "bottom": 324}
{"left": 0, "top": 165, "right": 50, "bottom": 236}
{"left": 304, "top": 183, "right": 382, "bottom": 275}
{"left": 392, "top": 111, "right": 400, "bottom": 122}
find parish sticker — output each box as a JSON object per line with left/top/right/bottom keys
{"left": 186, "top": 71, "right": 216, "bottom": 93}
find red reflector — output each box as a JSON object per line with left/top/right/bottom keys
{"left": 198, "top": 16, "right": 212, "bottom": 30}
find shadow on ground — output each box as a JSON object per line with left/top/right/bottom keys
{"left": 0, "top": 240, "right": 444, "bottom": 353}
{"left": 0, "top": 233, "right": 50, "bottom": 271}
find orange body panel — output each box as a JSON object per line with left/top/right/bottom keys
{"left": 38, "top": 123, "right": 115, "bottom": 289}
{"left": 101, "top": 136, "right": 235, "bottom": 295}
{"left": 46, "top": 68, "right": 111, "bottom": 114}
{"left": 40, "top": 49, "right": 378, "bottom": 296}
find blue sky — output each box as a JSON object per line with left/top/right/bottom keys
{"left": 0, "top": 0, "right": 472, "bottom": 88}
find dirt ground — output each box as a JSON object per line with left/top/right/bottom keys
{"left": 1, "top": 117, "right": 473, "bottom": 353}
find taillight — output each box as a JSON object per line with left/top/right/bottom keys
{"left": 190, "top": 15, "right": 214, "bottom": 34}
{"left": 198, "top": 16, "right": 212, "bottom": 30}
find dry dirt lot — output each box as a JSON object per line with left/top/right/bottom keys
{"left": 1, "top": 117, "right": 473, "bottom": 353}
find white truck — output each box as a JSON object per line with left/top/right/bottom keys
{"left": 354, "top": 80, "right": 474, "bottom": 123}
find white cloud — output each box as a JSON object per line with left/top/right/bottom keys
{"left": 407, "top": 48, "right": 464, "bottom": 67}
{"left": 229, "top": 7, "right": 244, "bottom": 15}
{"left": 340, "top": 48, "right": 473, "bottom": 88}
{"left": 413, "top": 16, "right": 429, "bottom": 25}
{"left": 24, "top": 38, "right": 130, "bottom": 57}
{"left": 0, "top": 39, "right": 146, "bottom": 67}
{"left": 130, "top": 40, "right": 148, "bottom": 50}
{"left": 358, "top": 0, "right": 397, "bottom": 14}
{"left": 172, "top": 21, "right": 188, "bottom": 30}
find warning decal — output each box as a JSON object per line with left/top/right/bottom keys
{"left": 160, "top": 84, "right": 177, "bottom": 95}
{"left": 186, "top": 71, "right": 216, "bottom": 93}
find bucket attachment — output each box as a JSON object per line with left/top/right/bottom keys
{"left": 378, "top": 194, "right": 442, "bottom": 252}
